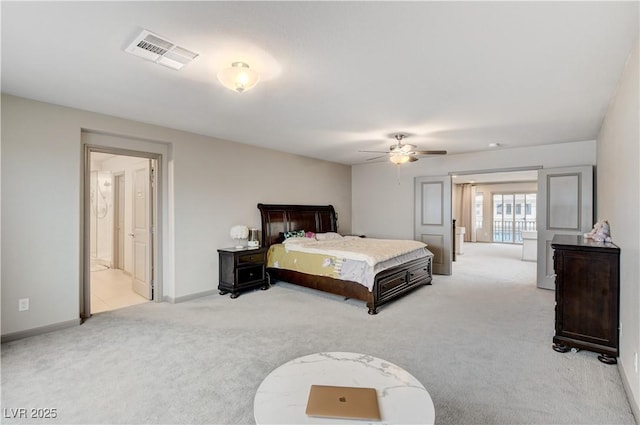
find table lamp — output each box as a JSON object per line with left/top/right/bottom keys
{"left": 230, "top": 225, "right": 249, "bottom": 248}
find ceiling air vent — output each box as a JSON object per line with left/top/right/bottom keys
{"left": 125, "top": 30, "right": 198, "bottom": 70}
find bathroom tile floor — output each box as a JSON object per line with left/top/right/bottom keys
{"left": 91, "top": 268, "right": 149, "bottom": 314}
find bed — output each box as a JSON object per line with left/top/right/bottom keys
{"left": 258, "top": 203, "right": 433, "bottom": 314}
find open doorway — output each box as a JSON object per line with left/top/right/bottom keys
{"left": 84, "top": 147, "right": 160, "bottom": 317}
{"left": 451, "top": 168, "right": 539, "bottom": 263}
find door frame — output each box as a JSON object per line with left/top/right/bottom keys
{"left": 82, "top": 145, "right": 162, "bottom": 320}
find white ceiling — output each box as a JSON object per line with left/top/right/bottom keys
{"left": 2, "top": 2, "right": 638, "bottom": 165}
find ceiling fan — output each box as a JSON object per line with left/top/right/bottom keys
{"left": 360, "top": 133, "right": 447, "bottom": 164}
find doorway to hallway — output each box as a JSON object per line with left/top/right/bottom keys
{"left": 84, "top": 148, "right": 159, "bottom": 316}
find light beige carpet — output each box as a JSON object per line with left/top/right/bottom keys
{"left": 1, "top": 243, "right": 636, "bottom": 424}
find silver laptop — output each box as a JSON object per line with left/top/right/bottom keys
{"left": 305, "top": 385, "right": 381, "bottom": 421}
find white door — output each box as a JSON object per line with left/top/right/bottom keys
{"left": 415, "top": 175, "right": 453, "bottom": 275}
{"left": 132, "top": 160, "right": 153, "bottom": 299}
{"left": 537, "top": 166, "right": 593, "bottom": 289}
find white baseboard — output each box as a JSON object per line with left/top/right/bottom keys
{"left": 91, "top": 257, "right": 112, "bottom": 268}
{"left": 164, "top": 288, "right": 219, "bottom": 304}
{"left": 619, "top": 362, "right": 640, "bottom": 422}
{"left": 1, "top": 319, "right": 81, "bottom": 343}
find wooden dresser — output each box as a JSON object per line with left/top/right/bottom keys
{"left": 551, "top": 235, "right": 620, "bottom": 364}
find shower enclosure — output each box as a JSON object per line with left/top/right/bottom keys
{"left": 90, "top": 170, "right": 114, "bottom": 268}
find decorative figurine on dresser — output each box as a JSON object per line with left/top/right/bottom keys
{"left": 218, "top": 246, "right": 269, "bottom": 298}
{"left": 551, "top": 232, "right": 620, "bottom": 364}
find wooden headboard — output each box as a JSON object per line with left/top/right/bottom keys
{"left": 257, "top": 203, "right": 338, "bottom": 247}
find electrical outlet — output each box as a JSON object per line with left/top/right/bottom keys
{"left": 18, "top": 298, "right": 29, "bottom": 312}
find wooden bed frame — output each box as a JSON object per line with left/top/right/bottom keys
{"left": 257, "top": 203, "right": 433, "bottom": 314}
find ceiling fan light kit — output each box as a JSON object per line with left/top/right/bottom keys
{"left": 390, "top": 143, "right": 415, "bottom": 154}
{"left": 390, "top": 154, "right": 411, "bottom": 164}
{"left": 361, "top": 133, "right": 447, "bottom": 164}
{"left": 217, "top": 61, "right": 260, "bottom": 93}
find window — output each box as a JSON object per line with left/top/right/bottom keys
{"left": 475, "top": 193, "right": 483, "bottom": 229}
{"left": 493, "top": 193, "right": 537, "bottom": 244}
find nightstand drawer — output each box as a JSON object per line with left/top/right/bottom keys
{"left": 238, "top": 251, "right": 265, "bottom": 265}
{"left": 237, "top": 264, "right": 265, "bottom": 285}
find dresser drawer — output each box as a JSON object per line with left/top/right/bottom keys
{"left": 237, "top": 264, "right": 265, "bottom": 285}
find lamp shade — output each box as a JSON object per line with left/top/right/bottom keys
{"left": 230, "top": 225, "right": 249, "bottom": 239}
{"left": 217, "top": 62, "right": 260, "bottom": 93}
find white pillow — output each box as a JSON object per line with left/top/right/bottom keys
{"left": 282, "top": 237, "right": 309, "bottom": 244}
{"left": 315, "top": 232, "right": 343, "bottom": 241}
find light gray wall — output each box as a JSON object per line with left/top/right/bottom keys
{"left": 352, "top": 141, "right": 596, "bottom": 239}
{"left": 1, "top": 94, "right": 352, "bottom": 336}
{"left": 596, "top": 41, "right": 639, "bottom": 415}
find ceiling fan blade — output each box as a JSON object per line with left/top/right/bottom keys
{"left": 413, "top": 150, "right": 447, "bottom": 155}
{"left": 359, "top": 150, "right": 390, "bottom": 154}
{"left": 408, "top": 156, "right": 419, "bottom": 162}
{"left": 366, "top": 155, "right": 389, "bottom": 161}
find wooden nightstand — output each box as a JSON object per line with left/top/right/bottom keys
{"left": 218, "top": 246, "right": 269, "bottom": 298}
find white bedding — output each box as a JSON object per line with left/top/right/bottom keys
{"left": 283, "top": 236, "right": 428, "bottom": 266}
{"left": 281, "top": 236, "right": 432, "bottom": 290}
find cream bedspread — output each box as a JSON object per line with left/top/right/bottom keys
{"left": 283, "top": 236, "right": 427, "bottom": 267}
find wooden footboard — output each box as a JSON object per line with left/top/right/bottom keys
{"left": 372, "top": 255, "right": 432, "bottom": 314}
{"left": 267, "top": 254, "right": 433, "bottom": 314}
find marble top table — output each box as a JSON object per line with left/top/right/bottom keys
{"left": 254, "top": 352, "right": 435, "bottom": 425}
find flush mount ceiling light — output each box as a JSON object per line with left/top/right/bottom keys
{"left": 217, "top": 62, "right": 260, "bottom": 93}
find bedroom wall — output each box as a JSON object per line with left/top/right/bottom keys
{"left": 1, "top": 94, "right": 352, "bottom": 337}
{"left": 596, "top": 40, "right": 639, "bottom": 417}
{"left": 351, "top": 141, "right": 596, "bottom": 239}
